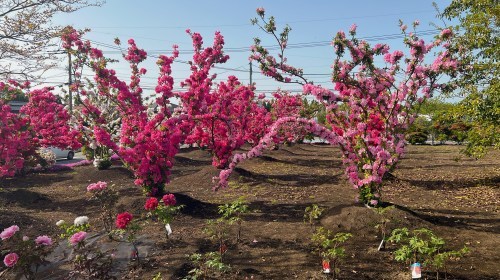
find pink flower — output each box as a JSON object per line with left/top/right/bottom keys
{"left": 0, "top": 225, "right": 19, "bottom": 240}
{"left": 144, "top": 197, "right": 159, "bottom": 211}
{"left": 256, "top": 7, "right": 265, "bottom": 16}
{"left": 35, "top": 235, "right": 52, "bottom": 246}
{"left": 349, "top": 23, "right": 357, "bottom": 34}
{"left": 162, "top": 194, "right": 176, "bottom": 206}
{"left": 115, "top": 212, "right": 133, "bottom": 229}
{"left": 69, "top": 231, "right": 87, "bottom": 245}
{"left": 370, "top": 199, "right": 379, "bottom": 206}
{"left": 3, "top": 253, "right": 18, "bottom": 267}
{"left": 440, "top": 28, "right": 452, "bottom": 39}
{"left": 87, "top": 181, "right": 107, "bottom": 192}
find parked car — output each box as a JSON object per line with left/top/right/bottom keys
{"left": 44, "top": 147, "right": 75, "bottom": 160}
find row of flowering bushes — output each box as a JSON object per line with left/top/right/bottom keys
{"left": 1, "top": 8, "right": 458, "bottom": 206}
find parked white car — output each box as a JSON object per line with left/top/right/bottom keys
{"left": 44, "top": 147, "right": 75, "bottom": 160}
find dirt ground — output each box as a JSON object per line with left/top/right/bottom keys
{"left": 0, "top": 144, "right": 499, "bottom": 279}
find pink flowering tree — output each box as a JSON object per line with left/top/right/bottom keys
{"left": 179, "top": 30, "right": 272, "bottom": 168}
{"left": 62, "top": 27, "right": 188, "bottom": 194}
{"left": 216, "top": 9, "right": 458, "bottom": 206}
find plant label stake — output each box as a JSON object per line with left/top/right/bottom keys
{"left": 378, "top": 239, "right": 385, "bottom": 251}
{"left": 322, "top": 260, "right": 331, "bottom": 274}
{"left": 165, "top": 224, "right": 172, "bottom": 236}
{"left": 411, "top": 262, "right": 421, "bottom": 279}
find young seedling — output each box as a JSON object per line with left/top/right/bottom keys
{"left": 184, "top": 252, "right": 230, "bottom": 280}
{"left": 373, "top": 205, "right": 394, "bottom": 250}
{"left": 304, "top": 204, "right": 324, "bottom": 231}
{"left": 203, "top": 219, "right": 230, "bottom": 263}
{"left": 388, "top": 227, "right": 469, "bottom": 279}
{"left": 311, "top": 226, "right": 352, "bottom": 278}
{"left": 218, "top": 197, "right": 249, "bottom": 242}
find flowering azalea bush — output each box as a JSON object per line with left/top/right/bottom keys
{"left": 0, "top": 225, "right": 53, "bottom": 279}
{"left": 178, "top": 30, "right": 272, "bottom": 168}
{"left": 216, "top": 9, "right": 458, "bottom": 206}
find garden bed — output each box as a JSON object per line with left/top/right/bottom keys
{"left": 1, "top": 144, "right": 499, "bottom": 279}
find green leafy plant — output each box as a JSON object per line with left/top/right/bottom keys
{"left": 217, "top": 197, "right": 249, "bottom": 242}
{"left": 184, "top": 252, "right": 230, "bottom": 280}
{"left": 311, "top": 227, "right": 352, "bottom": 278}
{"left": 203, "top": 219, "right": 230, "bottom": 263}
{"left": 388, "top": 227, "right": 469, "bottom": 279}
{"left": 304, "top": 204, "right": 323, "bottom": 230}
{"left": 151, "top": 272, "right": 163, "bottom": 280}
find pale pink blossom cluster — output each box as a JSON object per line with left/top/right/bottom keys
{"left": 69, "top": 231, "right": 87, "bottom": 246}
{"left": 0, "top": 225, "right": 19, "bottom": 240}
{"left": 87, "top": 181, "right": 107, "bottom": 192}
{"left": 34, "top": 235, "right": 53, "bottom": 246}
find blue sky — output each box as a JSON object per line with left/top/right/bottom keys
{"left": 49, "top": 0, "right": 455, "bottom": 98}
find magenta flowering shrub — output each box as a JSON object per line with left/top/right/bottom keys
{"left": 0, "top": 83, "right": 33, "bottom": 177}
{"left": 0, "top": 225, "right": 53, "bottom": 279}
{"left": 216, "top": 9, "right": 458, "bottom": 205}
{"left": 0, "top": 81, "right": 81, "bottom": 178}
{"left": 20, "top": 87, "right": 81, "bottom": 150}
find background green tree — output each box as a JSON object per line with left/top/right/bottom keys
{"left": 439, "top": 0, "right": 499, "bottom": 157}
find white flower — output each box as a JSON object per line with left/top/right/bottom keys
{"left": 22, "top": 236, "right": 29, "bottom": 241}
{"left": 56, "top": 220, "right": 66, "bottom": 227}
{"left": 74, "top": 216, "right": 89, "bottom": 226}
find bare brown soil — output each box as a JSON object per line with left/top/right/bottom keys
{"left": 0, "top": 144, "right": 499, "bottom": 279}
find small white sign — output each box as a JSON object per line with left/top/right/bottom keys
{"left": 165, "top": 224, "right": 172, "bottom": 236}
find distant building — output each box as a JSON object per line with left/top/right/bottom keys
{"left": 8, "top": 101, "right": 27, "bottom": 114}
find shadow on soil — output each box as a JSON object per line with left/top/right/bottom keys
{"left": 234, "top": 167, "right": 341, "bottom": 187}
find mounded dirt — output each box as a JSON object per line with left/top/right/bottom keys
{"left": 0, "top": 144, "right": 499, "bottom": 279}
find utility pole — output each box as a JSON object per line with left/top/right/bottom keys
{"left": 68, "top": 52, "right": 73, "bottom": 114}
{"left": 249, "top": 61, "right": 253, "bottom": 86}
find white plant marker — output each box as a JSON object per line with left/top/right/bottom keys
{"left": 165, "top": 224, "right": 172, "bottom": 236}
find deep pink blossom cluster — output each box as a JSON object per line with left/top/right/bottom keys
{"left": 116, "top": 212, "right": 133, "bottom": 229}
